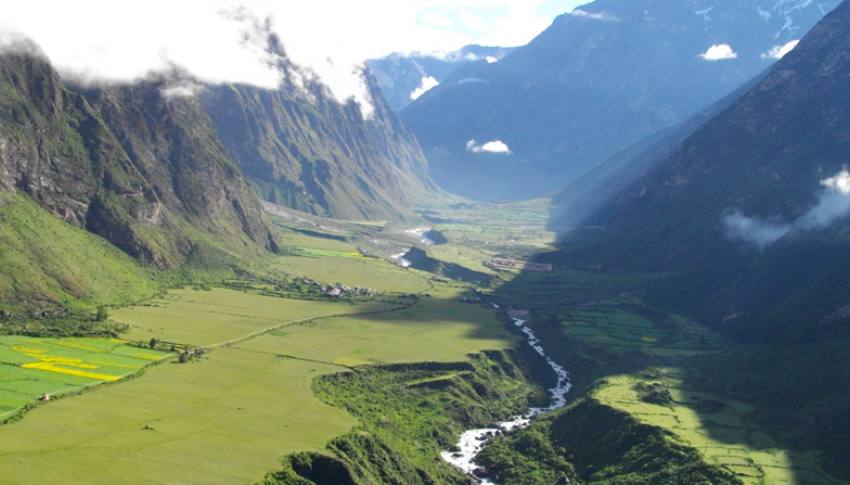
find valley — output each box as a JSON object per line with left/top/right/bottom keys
{"left": 0, "top": 205, "right": 543, "bottom": 484}
{"left": 2, "top": 1, "right": 850, "bottom": 483}
{"left": 2, "top": 196, "right": 844, "bottom": 484}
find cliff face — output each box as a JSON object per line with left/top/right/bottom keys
{"left": 203, "top": 56, "right": 438, "bottom": 222}
{"left": 0, "top": 51, "right": 277, "bottom": 268}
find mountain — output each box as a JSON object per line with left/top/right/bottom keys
{"left": 402, "top": 0, "right": 841, "bottom": 201}
{"left": 204, "top": 41, "right": 440, "bottom": 221}
{"left": 550, "top": 72, "right": 765, "bottom": 229}
{"left": 564, "top": 0, "right": 850, "bottom": 343}
{"left": 0, "top": 48, "right": 277, "bottom": 271}
{"left": 367, "top": 45, "right": 514, "bottom": 111}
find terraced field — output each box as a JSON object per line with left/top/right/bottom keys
{"left": 0, "top": 336, "right": 166, "bottom": 422}
{"left": 558, "top": 306, "right": 725, "bottom": 357}
{"left": 595, "top": 372, "right": 839, "bottom": 485}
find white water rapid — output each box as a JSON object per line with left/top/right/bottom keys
{"left": 440, "top": 317, "right": 572, "bottom": 484}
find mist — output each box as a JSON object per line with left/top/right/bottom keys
{"left": 0, "top": 0, "right": 581, "bottom": 118}
{"left": 723, "top": 169, "right": 850, "bottom": 248}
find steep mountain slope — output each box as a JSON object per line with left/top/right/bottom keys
{"left": 203, "top": 50, "right": 440, "bottom": 221}
{"left": 368, "top": 45, "right": 514, "bottom": 111}
{"left": 0, "top": 193, "right": 157, "bottom": 314}
{"left": 0, "top": 49, "right": 277, "bottom": 270}
{"left": 403, "top": 0, "right": 840, "bottom": 201}
{"left": 550, "top": 73, "right": 765, "bottom": 229}
{"left": 567, "top": 0, "right": 850, "bottom": 343}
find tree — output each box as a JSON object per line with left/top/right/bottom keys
{"left": 95, "top": 306, "right": 108, "bottom": 322}
{"left": 149, "top": 338, "right": 159, "bottom": 349}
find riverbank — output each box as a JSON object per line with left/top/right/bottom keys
{"left": 441, "top": 316, "right": 571, "bottom": 483}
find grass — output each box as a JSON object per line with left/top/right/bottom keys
{"left": 255, "top": 284, "right": 516, "bottom": 367}
{"left": 593, "top": 371, "right": 840, "bottom": 485}
{"left": 291, "top": 350, "right": 545, "bottom": 484}
{"left": 0, "top": 194, "right": 158, "bottom": 314}
{"left": 0, "top": 336, "right": 167, "bottom": 422}
{"left": 557, "top": 305, "right": 725, "bottom": 357}
{"left": 0, "top": 281, "right": 518, "bottom": 484}
{"left": 113, "top": 288, "right": 391, "bottom": 347}
{"left": 269, "top": 251, "right": 432, "bottom": 294}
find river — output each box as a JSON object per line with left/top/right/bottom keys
{"left": 440, "top": 316, "right": 572, "bottom": 484}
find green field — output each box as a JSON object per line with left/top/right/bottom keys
{"left": 0, "top": 336, "right": 166, "bottom": 422}
{"left": 595, "top": 372, "right": 839, "bottom": 485}
{"left": 558, "top": 305, "right": 725, "bottom": 357}
{"left": 114, "top": 288, "right": 392, "bottom": 347}
{"left": 0, "top": 281, "right": 516, "bottom": 484}
{"left": 4, "top": 195, "right": 840, "bottom": 485}
{"left": 271, "top": 252, "right": 432, "bottom": 294}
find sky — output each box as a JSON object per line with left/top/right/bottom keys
{"left": 0, "top": 0, "right": 592, "bottom": 115}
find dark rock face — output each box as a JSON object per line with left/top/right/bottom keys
{"left": 202, "top": 52, "right": 439, "bottom": 222}
{"left": 572, "top": 1, "right": 850, "bottom": 342}
{"left": 403, "top": 0, "right": 841, "bottom": 201}
{"left": 0, "top": 52, "right": 276, "bottom": 268}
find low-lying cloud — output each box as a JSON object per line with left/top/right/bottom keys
{"left": 0, "top": 1, "right": 585, "bottom": 119}
{"left": 569, "top": 9, "right": 619, "bottom": 22}
{"left": 699, "top": 44, "right": 738, "bottom": 61}
{"left": 466, "top": 139, "right": 512, "bottom": 155}
{"left": 410, "top": 76, "right": 440, "bottom": 100}
{"left": 724, "top": 169, "right": 850, "bottom": 248}
{"left": 762, "top": 39, "right": 800, "bottom": 60}
{"left": 161, "top": 80, "right": 205, "bottom": 99}
{"left": 723, "top": 212, "right": 791, "bottom": 249}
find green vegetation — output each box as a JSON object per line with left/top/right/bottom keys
{"left": 2, "top": 191, "right": 844, "bottom": 485}
{"left": 479, "top": 398, "right": 739, "bottom": 484}
{"left": 267, "top": 350, "right": 547, "bottom": 484}
{"left": 687, "top": 341, "right": 850, "bottom": 481}
{"left": 0, "top": 274, "right": 521, "bottom": 484}
{"left": 400, "top": 247, "right": 494, "bottom": 286}
{"left": 113, "top": 288, "right": 389, "bottom": 347}
{"left": 0, "top": 194, "right": 158, "bottom": 315}
{"left": 594, "top": 371, "right": 839, "bottom": 484}
{"left": 0, "top": 336, "right": 166, "bottom": 422}
{"left": 270, "top": 247, "right": 432, "bottom": 294}
{"left": 485, "top": 291, "right": 847, "bottom": 484}
{"left": 554, "top": 304, "right": 726, "bottom": 358}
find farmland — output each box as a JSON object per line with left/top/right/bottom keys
{"left": 594, "top": 371, "right": 839, "bottom": 484}
{"left": 0, "top": 336, "right": 166, "bottom": 422}
{"left": 1, "top": 197, "right": 842, "bottom": 484}
{"left": 115, "top": 288, "right": 392, "bottom": 347}
{"left": 0, "top": 259, "right": 519, "bottom": 484}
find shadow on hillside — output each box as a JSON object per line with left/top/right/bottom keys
{"left": 489, "top": 236, "right": 850, "bottom": 484}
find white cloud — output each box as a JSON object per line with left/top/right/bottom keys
{"left": 821, "top": 170, "right": 850, "bottom": 195}
{"left": 161, "top": 80, "right": 205, "bottom": 99}
{"left": 485, "top": 56, "right": 499, "bottom": 64}
{"left": 0, "top": 1, "right": 592, "bottom": 118}
{"left": 699, "top": 44, "right": 738, "bottom": 61}
{"left": 569, "top": 9, "right": 619, "bottom": 22}
{"left": 410, "top": 76, "right": 440, "bottom": 100}
{"left": 466, "top": 139, "right": 512, "bottom": 155}
{"left": 762, "top": 39, "right": 800, "bottom": 60}
{"left": 724, "top": 169, "right": 850, "bottom": 248}
{"left": 723, "top": 212, "right": 790, "bottom": 248}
